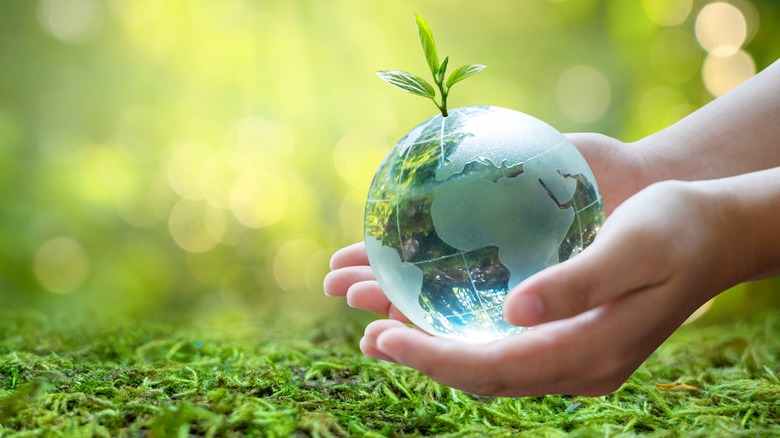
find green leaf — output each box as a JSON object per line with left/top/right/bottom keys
{"left": 437, "top": 55, "right": 449, "bottom": 84}
{"left": 445, "top": 64, "right": 487, "bottom": 89}
{"left": 376, "top": 70, "right": 436, "bottom": 99}
{"left": 414, "top": 13, "right": 439, "bottom": 77}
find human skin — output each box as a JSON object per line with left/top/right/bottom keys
{"left": 323, "top": 59, "right": 780, "bottom": 397}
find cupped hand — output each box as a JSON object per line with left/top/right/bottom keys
{"left": 322, "top": 134, "right": 712, "bottom": 396}
{"left": 323, "top": 134, "right": 654, "bottom": 319}
{"left": 325, "top": 63, "right": 780, "bottom": 395}
{"left": 357, "top": 180, "right": 734, "bottom": 396}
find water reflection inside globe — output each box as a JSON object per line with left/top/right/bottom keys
{"left": 364, "top": 106, "right": 604, "bottom": 342}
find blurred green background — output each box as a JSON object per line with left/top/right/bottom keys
{"left": 1, "top": 0, "right": 778, "bottom": 328}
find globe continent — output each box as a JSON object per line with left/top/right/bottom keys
{"left": 364, "top": 106, "right": 604, "bottom": 342}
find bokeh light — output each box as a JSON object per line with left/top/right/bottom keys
{"left": 227, "top": 116, "right": 293, "bottom": 167}
{"left": 114, "top": 170, "right": 169, "bottom": 228}
{"left": 642, "top": 0, "right": 693, "bottom": 26}
{"left": 167, "top": 143, "right": 214, "bottom": 200}
{"left": 339, "top": 188, "right": 369, "bottom": 244}
{"left": 650, "top": 29, "right": 701, "bottom": 83}
{"left": 555, "top": 65, "right": 611, "bottom": 124}
{"left": 71, "top": 146, "right": 139, "bottom": 206}
{"left": 169, "top": 199, "right": 226, "bottom": 253}
{"left": 694, "top": 1, "right": 758, "bottom": 97}
{"left": 272, "top": 239, "right": 328, "bottom": 294}
{"left": 702, "top": 49, "right": 757, "bottom": 97}
{"left": 230, "top": 170, "right": 289, "bottom": 229}
{"left": 695, "top": 2, "right": 748, "bottom": 56}
{"left": 333, "top": 134, "right": 389, "bottom": 188}
{"left": 38, "top": 0, "right": 103, "bottom": 44}
{"left": 34, "top": 237, "right": 90, "bottom": 294}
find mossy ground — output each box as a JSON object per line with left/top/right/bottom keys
{"left": 0, "top": 310, "right": 778, "bottom": 437}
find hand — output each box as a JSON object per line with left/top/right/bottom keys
{"left": 322, "top": 133, "right": 672, "bottom": 395}
{"left": 323, "top": 133, "right": 650, "bottom": 316}
{"left": 356, "top": 180, "right": 734, "bottom": 396}
{"left": 325, "top": 61, "right": 780, "bottom": 395}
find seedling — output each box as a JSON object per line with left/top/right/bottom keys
{"left": 376, "top": 13, "right": 486, "bottom": 117}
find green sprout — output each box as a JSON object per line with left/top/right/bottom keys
{"left": 376, "top": 13, "right": 486, "bottom": 117}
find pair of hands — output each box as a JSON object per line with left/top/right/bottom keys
{"left": 324, "top": 133, "right": 733, "bottom": 397}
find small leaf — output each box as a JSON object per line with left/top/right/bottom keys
{"left": 445, "top": 64, "right": 487, "bottom": 89}
{"left": 655, "top": 382, "right": 700, "bottom": 392}
{"left": 436, "top": 55, "right": 449, "bottom": 84}
{"left": 376, "top": 70, "right": 436, "bottom": 99}
{"left": 415, "top": 13, "right": 439, "bottom": 77}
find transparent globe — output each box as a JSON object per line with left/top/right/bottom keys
{"left": 364, "top": 106, "right": 604, "bottom": 342}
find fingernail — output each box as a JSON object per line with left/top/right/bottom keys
{"left": 507, "top": 294, "right": 544, "bottom": 326}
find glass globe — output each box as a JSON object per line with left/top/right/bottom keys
{"left": 364, "top": 106, "right": 604, "bottom": 342}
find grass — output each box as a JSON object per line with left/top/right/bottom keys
{"left": 0, "top": 310, "right": 778, "bottom": 437}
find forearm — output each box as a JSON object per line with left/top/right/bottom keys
{"left": 638, "top": 59, "right": 780, "bottom": 182}
{"left": 704, "top": 166, "right": 780, "bottom": 286}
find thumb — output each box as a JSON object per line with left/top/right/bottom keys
{"left": 502, "top": 226, "right": 669, "bottom": 326}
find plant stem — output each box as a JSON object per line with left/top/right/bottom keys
{"left": 436, "top": 81, "right": 449, "bottom": 117}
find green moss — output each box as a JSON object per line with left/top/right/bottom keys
{"left": 0, "top": 311, "right": 778, "bottom": 437}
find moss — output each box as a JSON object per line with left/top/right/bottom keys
{"left": 0, "top": 311, "right": 778, "bottom": 437}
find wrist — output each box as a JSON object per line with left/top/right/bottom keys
{"left": 634, "top": 61, "right": 780, "bottom": 183}
{"left": 633, "top": 128, "right": 717, "bottom": 183}
{"left": 697, "top": 168, "right": 780, "bottom": 285}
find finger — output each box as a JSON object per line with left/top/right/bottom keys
{"left": 364, "top": 318, "right": 410, "bottom": 340}
{"left": 362, "top": 316, "right": 579, "bottom": 396}
{"left": 519, "top": 282, "right": 694, "bottom": 397}
{"left": 345, "top": 281, "right": 387, "bottom": 310}
{"left": 345, "top": 281, "right": 410, "bottom": 322}
{"left": 366, "top": 319, "right": 544, "bottom": 396}
{"left": 387, "top": 305, "right": 411, "bottom": 323}
{"left": 322, "top": 266, "right": 375, "bottom": 297}
{"left": 371, "top": 325, "right": 516, "bottom": 395}
{"left": 360, "top": 334, "right": 395, "bottom": 362}
{"left": 369, "top": 276, "right": 694, "bottom": 397}
{"left": 370, "top": 309, "right": 627, "bottom": 397}
{"left": 360, "top": 319, "right": 409, "bottom": 362}
{"left": 503, "top": 225, "right": 670, "bottom": 326}
{"left": 329, "top": 242, "right": 368, "bottom": 270}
